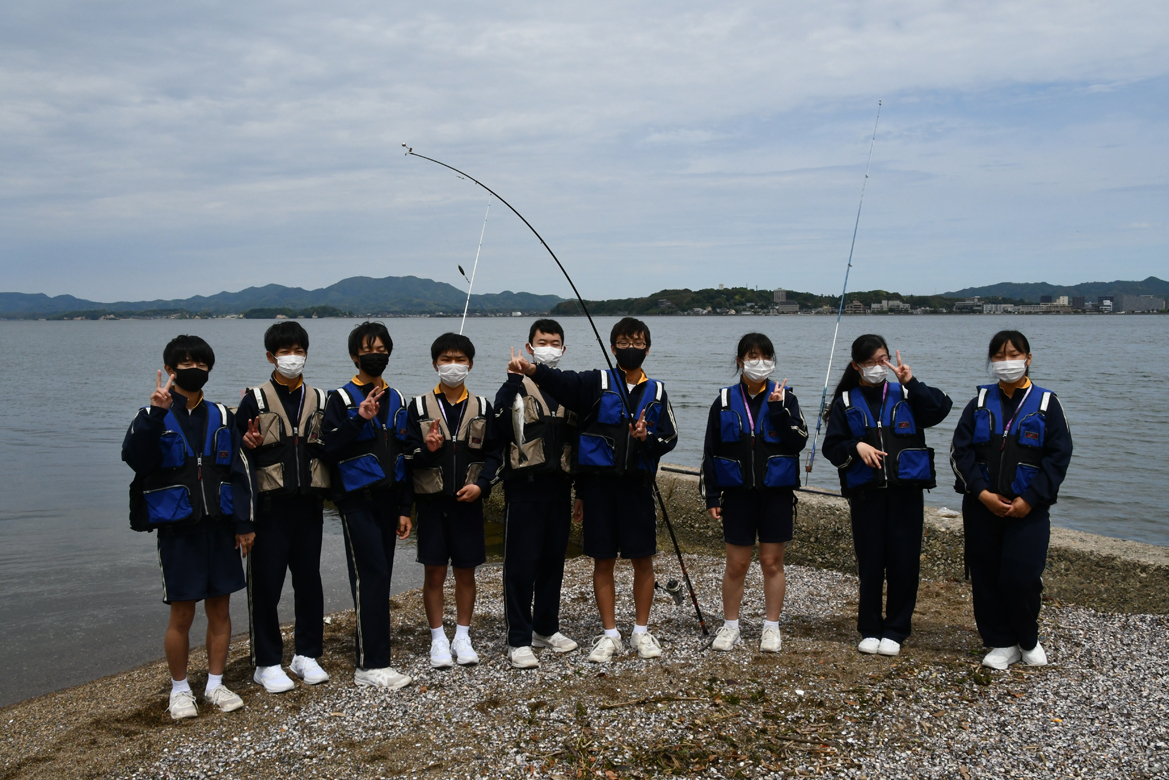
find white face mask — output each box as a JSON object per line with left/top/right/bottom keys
{"left": 437, "top": 363, "right": 470, "bottom": 387}
{"left": 860, "top": 364, "right": 888, "bottom": 384}
{"left": 741, "top": 358, "right": 775, "bottom": 384}
{"left": 275, "top": 355, "right": 305, "bottom": 379}
{"left": 990, "top": 359, "right": 1027, "bottom": 383}
{"left": 530, "top": 345, "right": 564, "bottom": 368}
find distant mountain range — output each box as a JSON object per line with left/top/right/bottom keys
{"left": 942, "top": 276, "right": 1169, "bottom": 302}
{"left": 0, "top": 275, "right": 565, "bottom": 318}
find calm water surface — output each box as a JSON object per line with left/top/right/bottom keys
{"left": 1, "top": 314, "right": 1165, "bottom": 705}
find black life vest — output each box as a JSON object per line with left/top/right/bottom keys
{"left": 709, "top": 381, "right": 801, "bottom": 490}
{"left": 130, "top": 402, "right": 235, "bottom": 531}
{"left": 246, "top": 381, "right": 330, "bottom": 497}
{"left": 411, "top": 391, "right": 490, "bottom": 497}
{"left": 503, "top": 376, "right": 577, "bottom": 480}
{"left": 838, "top": 381, "right": 936, "bottom": 495}
{"left": 329, "top": 381, "right": 408, "bottom": 498}
{"left": 576, "top": 369, "right": 665, "bottom": 478}
{"left": 970, "top": 382, "right": 1054, "bottom": 500}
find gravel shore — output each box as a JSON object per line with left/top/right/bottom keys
{"left": 2, "top": 554, "right": 1165, "bottom": 779}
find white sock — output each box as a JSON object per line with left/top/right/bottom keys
{"left": 171, "top": 677, "right": 190, "bottom": 694}
{"left": 723, "top": 619, "right": 740, "bottom": 630}
{"left": 632, "top": 624, "right": 648, "bottom": 635}
{"left": 455, "top": 624, "right": 470, "bottom": 639}
{"left": 763, "top": 620, "right": 780, "bottom": 631}
{"left": 205, "top": 673, "right": 222, "bottom": 694}
{"left": 430, "top": 626, "right": 446, "bottom": 641}
{"left": 604, "top": 627, "right": 620, "bottom": 639}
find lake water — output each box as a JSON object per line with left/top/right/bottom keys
{"left": 1, "top": 314, "right": 1165, "bottom": 705}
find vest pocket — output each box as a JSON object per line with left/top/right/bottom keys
{"left": 972, "top": 409, "right": 992, "bottom": 444}
{"left": 561, "top": 444, "right": 574, "bottom": 474}
{"left": 394, "top": 453, "right": 407, "bottom": 484}
{"left": 719, "top": 410, "right": 741, "bottom": 442}
{"left": 305, "top": 411, "right": 326, "bottom": 447}
{"left": 412, "top": 467, "right": 443, "bottom": 495}
{"left": 256, "top": 462, "right": 284, "bottom": 493}
{"left": 465, "top": 417, "right": 487, "bottom": 449}
{"left": 844, "top": 459, "right": 874, "bottom": 490}
{"left": 895, "top": 448, "right": 934, "bottom": 483}
{"left": 713, "top": 456, "right": 744, "bottom": 487}
{"left": 143, "top": 486, "right": 193, "bottom": 524}
{"left": 310, "top": 458, "right": 330, "bottom": 490}
{"left": 257, "top": 413, "right": 283, "bottom": 448}
{"left": 578, "top": 433, "right": 615, "bottom": 468}
{"left": 763, "top": 455, "right": 799, "bottom": 488}
{"left": 219, "top": 484, "right": 233, "bottom": 516}
{"left": 1016, "top": 414, "right": 1045, "bottom": 448}
{"left": 337, "top": 453, "right": 386, "bottom": 493}
{"left": 159, "top": 432, "right": 186, "bottom": 469}
{"left": 465, "top": 462, "right": 483, "bottom": 487}
{"left": 214, "top": 428, "right": 233, "bottom": 466}
{"left": 598, "top": 393, "right": 624, "bottom": 426}
{"left": 1010, "top": 464, "right": 1039, "bottom": 498}
{"left": 510, "top": 438, "right": 547, "bottom": 469}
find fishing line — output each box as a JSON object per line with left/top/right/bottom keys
{"left": 804, "top": 100, "right": 882, "bottom": 485}
{"left": 404, "top": 144, "right": 708, "bottom": 635}
{"left": 459, "top": 204, "right": 490, "bottom": 335}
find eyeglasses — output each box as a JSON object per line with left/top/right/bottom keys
{"left": 615, "top": 341, "right": 647, "bottom": 349}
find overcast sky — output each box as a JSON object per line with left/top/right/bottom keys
{"left": 1, "top": 1, "right": 1166, "bottom": 302}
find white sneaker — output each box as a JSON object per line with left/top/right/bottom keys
{"left": 508, "top": 646, "right": 540, "bottom": 669}
{"left": 430, "top": 635, "right": 454, "bottom": 668}
{"left": 760, "top": 627, "right": 782, "bottom": 653}
{"left": 167, "top": 689, "right": 198, "bottom": 720}
{"left": 353, "top": 666, "right": 412, "bottom": 689}
{"left": 205, "top": 686, "right": 244, "bottom": 713}
{"left": 711, "top": 625, "right": 741, "bottom": 651}
{"left": 982, "top": 645, "right": 1022, "bottom": 670}
{"left": 452, "top": 634, "right": 479, "bottom": 666}
{"left": 587, "top": 634, "right": 622, "bottom": 663}
{"left": 857, "top": 637, "right": 881, "bottom": 654}
{"left": 533, "top": 632, "right": 579, "bottom": 653}
{"left": 290, "top": 655, "right": 330, "bottom": 685}
{"left": 1021, "top": 642, "right": 1048, "bottom": 667}
{"left": 877, "top": 638, "right": 901, "bottom": 657}
{"left": 630, "top": 631, "right": 662, "bottom": 659}
{"left": 253, "top": 665, "right": 295, "bottom": 693}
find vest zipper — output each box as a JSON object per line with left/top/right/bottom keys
{"left": 292, "top": 425, "right": 300, "bottom": 490}
{"left": 197, "top": 453, "right": 210, "bottom": 515}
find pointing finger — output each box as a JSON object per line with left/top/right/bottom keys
{"left": 156, "top": 370, "right": 162, "bottom": 390}
{"left": 164, "top": 374, "right": 175, "bottom": 391}
{"left": 896, "top": 350, "right": 902, "bottom": 367}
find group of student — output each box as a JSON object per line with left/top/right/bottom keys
{"left": 122, "top": 318, "right": 1071, "bottom": 722}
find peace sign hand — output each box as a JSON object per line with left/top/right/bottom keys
{"left": 769, "top": 378, "right": 788, "bottom": 403}
{"left": 358, "top": 385, "right": 384, "bottom": 420}
{"left": 425, "top": 419, "right": 444, "bottom": 452}
{"left": 242, "top": 418, "right": 262, "bottom": 450}
{"left": 886, "top": 350, "right": 913, "bottom": 383}
{"left": 151, "top": 371, "right": 175, "bottom": 410}
{"left": 630, "top": 407, "right": 649, "bottom": 441}
{"left": 508, "top": 347, "right": 536, "bottom": 377}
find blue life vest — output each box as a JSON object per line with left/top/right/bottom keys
{"left": 709, "top": 381, "right": 801, "bottom": 490}
{"left": 576, "top": 369, "right": 665, "bottom": 477}
{"left": 838, "top": 382, "right": 936, "bottom": 494}
{"left": 131, "top": 401, "right": 235, "bottom": 530}
{"left": 969, "top": 383, "right": 1053, "bottom": 500}
{"left": 329, "top": 382, "right": 407, "bottom": 498}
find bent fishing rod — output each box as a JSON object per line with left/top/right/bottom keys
{"left": 803, "top": 100, "right": 882, "bottom": 485}
{"left": 404, "top": 144, "right": 709, "bottom": 636}
{"left": 458, "top": 204, "right": 490, "bottom": 335}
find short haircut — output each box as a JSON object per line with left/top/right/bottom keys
{"left": 610, "top": 317, "right": 651, "bottom": 348}
{"left": 348, "top": 321, "right": 393, "bottom": 356}
{"left": 264, "top": 321, "right": 309, "bottom": 354}
{"left": 431, "top": 332, "right": 475, "bottom": 361}
{"left": 163, "top": 334, "right": 215, "bottom": 371}
{"left": 528, "top": 318, "right": 565, "bottom": 345}
{"left": 988, "top": 330, "right": 1030, "bottom": 359}
{"left": 736, "top": 332, "right": 775, "bottom": 362}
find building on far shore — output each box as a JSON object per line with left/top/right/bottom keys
{"left": 1115, "top": 294, "right": 1166, "bottom": 313}
{"left": 843, "top": 300, "right": 866, "bottom": 314}
{"left": 771, "top": 288, "right": 800, "bottom": 314}
{"left": 870, "top": 299, "right": 911, "bottom": 312}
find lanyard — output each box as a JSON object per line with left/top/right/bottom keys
{"left": 442, "top": 395, "right": 467, "bottom": 440}
{"left": 739, "top": 382, "right": 765, "bottom": 435}
{"left": 1000, "top": 384, "right": 1033, "bottom": 450}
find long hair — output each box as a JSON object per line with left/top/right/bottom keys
{"left": 822, "top": 334, "right": 888, "bottom": 421}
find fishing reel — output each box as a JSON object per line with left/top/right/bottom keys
{"left": 654, "top": 579, "right": 684, "bottom": 606}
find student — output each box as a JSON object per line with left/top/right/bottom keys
{"left": 493, "top": 319, "right": 580, "bottom": 669}
{"left": 701, "top": 333, "right": 807, "bottom": 653}
{"left": 321, "top": 321, "right": 413, "bottom": 690}
{"left": 822, "top": 334, "right": 952, "bottom": 657}
{"left": 508, "top": 317, "right": 678, "bottom": 663}
{"left": 122, "top": 335, "right": 253, "bottom": 720}
{"left": 950, "top": 330, "right": 1072, "bottom": 671}
{"left": 236, "top": 321, "right": 330, "bottom": 693}
{"left": 404, "top": 332, "right": 500, "bottom": 669}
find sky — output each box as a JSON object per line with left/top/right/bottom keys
{"left": 1, "top": 1, "right": 1167, "bottom": 303}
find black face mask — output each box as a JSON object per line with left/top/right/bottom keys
{"left": 173, "top": 367, "right": 209, "bottom": 393}
{"left": 614, "top": 347, "right": 647, "bottom": 371}
{"left": 357, "top": 352, "right": 389, "bottom": 377}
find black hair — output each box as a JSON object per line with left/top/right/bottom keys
{"left": 988, "top": 330, "right": 1031, "bottom": 376}
{"left": 264, "top": 321, "right": 309, "bottom": 354}
{"left": 610, "top": 317, "right": 651, "bottom": 348}
{"left": 823, "top": 333, "right": 889, "bottom": 421}
{"left": 735, "top": 332, "right": 775, "bottom": 373}
{"left": 431, "top": 332, "right": 475, "bottom": 362}
{"left": 347, "top": 321, "right": 392, "bottom": 357}
{"left": 163, "top": 334, "right": 215, "bottom": 371}
{"left": 528, "top": 318, "right": 565, "bottom": 345}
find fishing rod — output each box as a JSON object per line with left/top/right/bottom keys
{"left": 458, "top": 204, "right": 491, "bottom": 335}
{"left": 804, "top": 100, "right": 882, "bottom": 485}
{"left": 404, "top": 144, "right": 709, "bottom": 636}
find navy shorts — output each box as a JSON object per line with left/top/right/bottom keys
{"left": 720, "top": 489, "right": 796, "bottom": 546}
{"left": 157, "top": 524, "right": 246, "bottom": 604}
{"left": 576, "top": 475, "right": 657, "bottom": 560}
{"left": 415, "top": 498, "right": 487, "bottom": 569}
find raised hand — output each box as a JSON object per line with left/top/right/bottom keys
{"left": 151, "top": 370, "right": 175, "bottom": 410}
{"left": 886, "top": 350, "right": 913, "bottom": 383}
{"left": 358, "top": 384, "right": 384, "bottom": 420}
{"left": 630, "top": 407, "right": 649, "bottom": 441}
{"left": 507, "top": 347, "right": 536, "bottom": 376}
{"left": 456, "top": 483, "right": 482, "bottom": 503}
{"left": 856, "top": 441, "right": 887, "bottom": 468}
{"left": 769, "top": 378, "right": 788, "bottom": 403}
{"left": 242, "top": 418, "right": 262, "bottom": 450}
{"left": 425, "top": 419, "right": 444, "bottom": 452}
